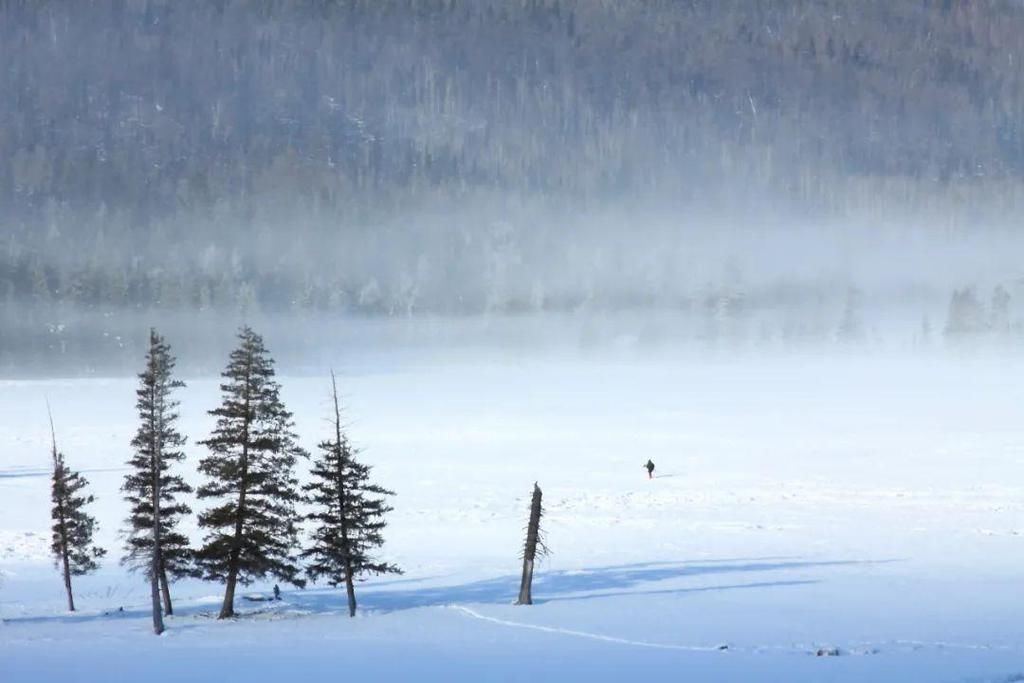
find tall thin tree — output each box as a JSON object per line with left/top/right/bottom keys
{"left": 121, "top": 329, "right": 192, "bottom": 634}
{"left": 196, "top": 326, "right": 307, "bottom": 619}
{"left": 303, "top": 371, "right": 400, "bottom": 616}
{"left": 48, "top": 406, "right": 105, "bottom": 612}
{"left": 516, "top": 482, "right": 547, "bottom": 606}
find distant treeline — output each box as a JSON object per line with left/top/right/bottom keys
{"left": 1, "top": 282, "right": 1021, "bottom": 377}
{"left": 3, "top": 0, "right": 1024, "bottom": 347}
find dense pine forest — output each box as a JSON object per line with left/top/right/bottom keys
{"left": 2, "top": 1, "right": 1024, "bottom": 371}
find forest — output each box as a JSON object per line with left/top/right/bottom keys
{"left": 2, "top": 0, "right": 1024, "bottom": 370}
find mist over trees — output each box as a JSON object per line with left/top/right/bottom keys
{"left": 2, "top": 0, "right": 1024, "bottom": 370}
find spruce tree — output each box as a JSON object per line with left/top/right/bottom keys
{"left": 48, "top": 409, "right": 105, "bottom": 612}
{"left": 121, "top": 329, "right": 192, "bottom": 634}
{"left": 196, "top": 326, "right": 307, "bottom": 619}
{"left": 303, "top": 371, "right": 400, "bottom": 617}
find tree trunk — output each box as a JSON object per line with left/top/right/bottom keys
{"left": 516, "top": 483, "right": 543, "bottom": 606}
{"left": 340, "top": 481, "right": 356, "bottom": 618}
{"left": 220, "top": 465, "right": 247, "bottom": 619}
{"left": 220, "top": 435, "right": 251, "bottom": 620}
{"left": 220, "top": 571, "right": 238, "bottom": 619}
{"left": 150, "top": 561, "right": 164, "bottom": 635}
{"left": 150, "top": 523, "right": 165, "bottom": 633}
{"left": 220, "top": 358, "right": 252, "bottom": 620}
{"left": 517, "top": 557, "right": 534, "bottom": 606}
{"left": 220, "top": 481, "right": 246, "bottom": 619}
{"left": 160, "top": 564, "right": 173, "bottom": 616}
{"left": 332, "top": 371, "right": 358, "bottom": 618}
{"left": 56, "top": 487, "right": 75, "bottom": 612}
{"left": 151, "top": 398, "right": 165, "bottom": 635}
{"left": 61, "top": 541, "right": 75, "bottom": 613}
{"left": 344, "top": 559, "right": 357, "bottom": 617}
{"left": 150, "top": 512, "right": 164, "bottom": 633}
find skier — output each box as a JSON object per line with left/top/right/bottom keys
{"left": 273, "top": 584, "right": 281, "bottom": 601}
{"left": 644, "top": 459, "right": 655, "bottom": 479}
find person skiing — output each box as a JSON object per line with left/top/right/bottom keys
{"left": 644, "top": 459, "right": 655, "bottom": 479}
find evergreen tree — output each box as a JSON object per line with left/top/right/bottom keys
{"left": 48, "top": 408, "right": 105, "bottom": 612}
{"left": 302, "top": 371, "right": 400, "bottom": 617}
{"left": 945, "top": 287, "right": 986, "bottom": 337}
{"left": 990, "top": 284, "right": 1012, "bottom": 334}
{"left": 836, "top": 287, "right": 865, "bottom": 343}
{"left": 121, "top": 329, "right": 192, "bottom": 634}
{"left": 195, "top": 326, "right": 307, "bottom": 619}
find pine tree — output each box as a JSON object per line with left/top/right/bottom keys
{"left": 121, "top": 329, "right": 192, "bottom": 634}
{"left": 196, "top": 326, "right": 307, "bottom": 619}
{"left": 302, "top": 371, "right": 400, "bottom": 617}
{"left": 48, "top": 408, "right": 105, "bottom": 612}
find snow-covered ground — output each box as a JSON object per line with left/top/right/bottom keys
{"left": 3, "top": 348, "right": 1024, "bottom": 682}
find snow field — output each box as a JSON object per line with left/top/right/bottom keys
{"left": 2, "top": 351, "right": 1024, "bottom": 681}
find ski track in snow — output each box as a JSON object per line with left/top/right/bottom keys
{"left": 450, "top": 605, "right": 1024, "bottom": 659}
{"left": 450, "top": 605, "right": 725, "bottom": 653}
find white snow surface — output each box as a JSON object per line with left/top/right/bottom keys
{"left": 2, "top": 349, "right": 1024, "bottom": 682}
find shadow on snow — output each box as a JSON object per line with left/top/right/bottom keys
{"left": 3, "top": 557, "right": 890, "bottom": 626}
{"left": 293, "top": 557, "right": 881, "bottom": 614}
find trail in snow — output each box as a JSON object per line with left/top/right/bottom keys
{"left": 450, "top": 606, "right": 1024, "bottom": 658}
{"left": 450, "top": 605, "right": 726, "bottom": 652}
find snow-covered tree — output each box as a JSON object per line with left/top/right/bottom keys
{"left": 49, "top": 410, "right": 105, "bottom": 612}
{"left": 121, "top": 329, "right": 192, "bottom": 634}
{"left": 196, "top": 326, "right": 307, "bottom": 619}
{"left": 302, "top": 371, "right": 400, "bottom": 617}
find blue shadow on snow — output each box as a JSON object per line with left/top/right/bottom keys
{"left": 3, "top": 557, "right": 889, "bottom": 625}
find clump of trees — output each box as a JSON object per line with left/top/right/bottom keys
{"left": 41, "top": 325, "right": 402, "bottom": 631}
{"left": 37, "top": 323, "right": 565, "bottom": 630}
{"left": 944, "top": 284, "right": 1018, "bottom": 339}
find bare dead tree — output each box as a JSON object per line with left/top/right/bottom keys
{"left": 516, "top": 482, "right": 547, "bottom": 606}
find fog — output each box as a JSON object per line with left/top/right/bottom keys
{"left": 2, "top": 1, "right": 1024, "bottom": 374}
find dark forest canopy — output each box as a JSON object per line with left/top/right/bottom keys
{"left": 4, "top": 0, "right": 1024, "bottom": 220}
{"left": 2, "top": 0, "right": 1024, "bottom": 369}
